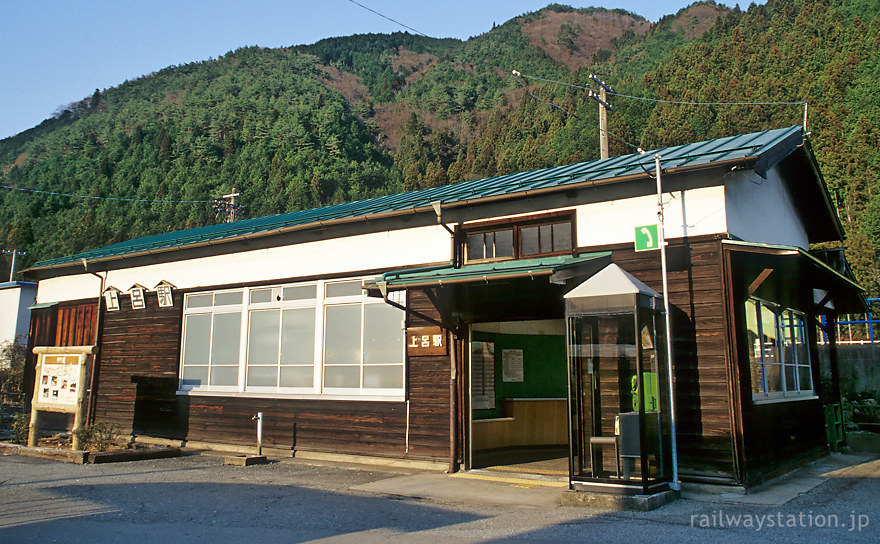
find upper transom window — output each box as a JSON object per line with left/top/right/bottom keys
{"left": 464, "top": 214, "right": 574, "bottom": 263}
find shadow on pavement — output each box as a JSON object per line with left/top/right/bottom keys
{"left": 0, "top": 480, "right": 486, "bottom": 542}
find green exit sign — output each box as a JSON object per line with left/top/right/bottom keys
{"left": 635, "top": 224, "right": 659, "bottom": 251}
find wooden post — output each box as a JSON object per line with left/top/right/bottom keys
{"left": 27, "top": 357, "right": 42, "bottom": 447}
{"left": 71, "top": 361, "right": 89, "bottom": 450}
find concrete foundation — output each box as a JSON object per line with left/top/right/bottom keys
{"left": 560, "top": 489, "right": 679, "bottom": 511}
{"left": 224, "top": 455, "right": 269, "bottom": 466}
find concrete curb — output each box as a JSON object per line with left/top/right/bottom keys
{"left": 0, "top": 442, "right": 87, "bottom": 464}
{"left": 88, "top": 447, "right": 182, "bottom": 464}
{"left": 0, "top": 441, "right": 181, "bottom": 464}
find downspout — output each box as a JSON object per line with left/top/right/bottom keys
{"left": 83, "top": 259, "right": 106, "bottom": 425}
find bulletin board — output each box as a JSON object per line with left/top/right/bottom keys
{"left": 33, "top": 352, "right": 87, "bottom": 412}
{"left": 28, "top": 346, "right": 97, "bottom": 449}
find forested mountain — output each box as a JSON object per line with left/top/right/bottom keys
{"left": 1, "top": 0, "right": 878, "bottom": 295}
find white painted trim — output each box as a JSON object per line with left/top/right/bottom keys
{"left": 753, "top": 395, "right": 819, "bottom": 405}
{"left": 176, "top": 389, "right": 405, "bottom": 403}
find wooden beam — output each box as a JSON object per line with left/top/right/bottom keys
{"left": 748, "top": 268, "right": 774, "bottom": 296}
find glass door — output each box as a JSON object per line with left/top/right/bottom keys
{"left": 567, "top": 309, "right": 670, "bottom": 491}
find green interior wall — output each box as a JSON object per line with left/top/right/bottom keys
{"left": 471, "top": 332, "right": 567, "bottom": 419}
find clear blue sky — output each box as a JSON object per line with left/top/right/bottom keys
{"left": 0, "top": 0, "right": 756, "bottom": 140}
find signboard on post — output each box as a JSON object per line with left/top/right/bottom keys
{"left": 29, "top": 346, "right": 98, "bottom": 450}
{"left": 634, "top": 224, "right": 660, "bottom": 252}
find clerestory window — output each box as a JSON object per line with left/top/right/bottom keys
{"left": 464, "top": 214, "right": 574, "bottom": 263}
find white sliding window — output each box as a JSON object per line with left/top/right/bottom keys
{"left": 179, "top": 278, "right": 404, "bottom": 398}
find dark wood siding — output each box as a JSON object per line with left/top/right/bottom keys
{"left": 405, "top": 288, "right": 453, "bottom": 462}
{"left": 611, "top": 239, "right": 738, "bottom": 483}
{"left": 93, "top": 291, "right": 184, "bottom": 435}
{"left": 55, "top": 303, "right": 99, "bottom": 346}
{"left": 23, "top": 308, "right": 58, "bottom": 408}
{"left": 91, "top": 287, "right": 450, "bottom": 462}
{"left": 23, "top": 301, "right": 98, "bottom": 409}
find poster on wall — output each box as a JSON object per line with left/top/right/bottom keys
{"left": 33, "top": 353, "right": 86, "bottom": 412}
{"left": 502, "top": 349, "right": 524, "bottom": 382}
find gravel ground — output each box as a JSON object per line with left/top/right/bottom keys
{"left": 1, "top": 450, "right": 878, "bottom": 543}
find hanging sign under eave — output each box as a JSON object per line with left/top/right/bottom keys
{"left": 103, "top": 287, "right": 121, "bottom": 311}
{"left": 128, "top": 284, "right": 148, "bottom": 310}
{"left": 155, "top": 281, "right": 175, "bottom": 308}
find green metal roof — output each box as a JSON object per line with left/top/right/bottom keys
{"left": 365, "top": 252, "right": 612, "bottom": 290}
{"left": 30, "top": 125, "right": 812, "bottom": 271}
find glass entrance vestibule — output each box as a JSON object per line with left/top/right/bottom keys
{"left": 565, "top": 264, "right": 673, "bottom": 494}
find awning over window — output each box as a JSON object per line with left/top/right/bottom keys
{"left": 723, "top": 240, "right": 867, "bottom": 314}
{"left": 365, "top": 252, "right": 613, "bottom": 293}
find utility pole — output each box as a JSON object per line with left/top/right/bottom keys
{"left": 589, "top": 74, "right": 615, "bottom": 160}
{"left": 211, "top": 187, "right": 245, "bottom": 223}
{"left": 3, "top": 249, "right": 26, "bottom": 282}
{"left": 223, "top": 188, "right": 240, "bottom": 223}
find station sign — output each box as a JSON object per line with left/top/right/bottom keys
{"left": 406, "top": 326, "right": 447, "bottom": 356}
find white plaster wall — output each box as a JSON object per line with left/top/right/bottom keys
{"left": 37, "top": 225, "right": 452, "bottom": 304}
{"left": 35, "top": 170, "right": 811, "bottom": 305}
{"left": 725, "top": 167, "right": 809, "bottom": 249}
{"left": 0, "top": 284, "right": 37, "bottom": 344}
{"left": 575, "top": 185, "right": 728, "bottom": 248}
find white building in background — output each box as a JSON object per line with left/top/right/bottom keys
{"left": 0, "top": 281, "right": 37, "bottom": 347}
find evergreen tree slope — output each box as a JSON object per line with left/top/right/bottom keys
{"left": 0, "top": 1, "right": 877, "bottom": 296}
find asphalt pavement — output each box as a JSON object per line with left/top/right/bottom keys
{"left": 1, "top": 449, "right": 877, "bottom": 543}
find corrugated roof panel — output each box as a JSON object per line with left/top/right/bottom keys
{"left": 31, "top": 126, "right": 806, "bottom": 270}
{"left": 367, "top": 251, "right": 612, "bottom": 288}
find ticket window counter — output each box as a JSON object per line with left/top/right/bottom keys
{"left": 565, "top": 264, "right": 673, "bottom": 494}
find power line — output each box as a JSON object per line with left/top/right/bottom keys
{"left": 344, "top": 0, "right": 808, "bottom": 112}
{"left": 344, "top": 0, "right": 638, "bottom": 148}
{"left": 345, "top": 0, "right": 427, "bottom": 37}
{"left": 1, "top": 184, "right": 212, "bottom": 204}
{"left": 608, "top": 91, "right": 805, "bottom": 107}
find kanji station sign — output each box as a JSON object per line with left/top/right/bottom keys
{"left": 406, "top": 326, "right": 447, "bottom": 356}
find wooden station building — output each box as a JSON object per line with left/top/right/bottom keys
{"left": 23, "top": 126, "right": 864, "bottom": 491}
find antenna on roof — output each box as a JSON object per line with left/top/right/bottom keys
{"left": 212, "top": 187, "right": 246, "bottom": 223}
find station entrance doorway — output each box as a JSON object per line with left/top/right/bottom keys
{"left": 467, "top": 319, "right": 569, "bottom": 477}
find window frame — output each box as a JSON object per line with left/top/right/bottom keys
{"left": 180, "top": 289, "right": 245, "bottom": 393}
{"left": 463, "top": 211, "right": 575, "bottom": 263}
{"left": 178, "top": 278, "right": 405, "bottom": 400}
{"left": 745, "top": 297, "right": 815, "bottom": 403}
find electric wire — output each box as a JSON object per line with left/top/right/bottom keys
{"left": 344, "top": 0, "right": 808, "bottom": 112}
{"left": 1, "top": 184, "right": 212, "bottom": 204}
{"left": 345, "top": 0, "right": 641, "bottom": 150}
